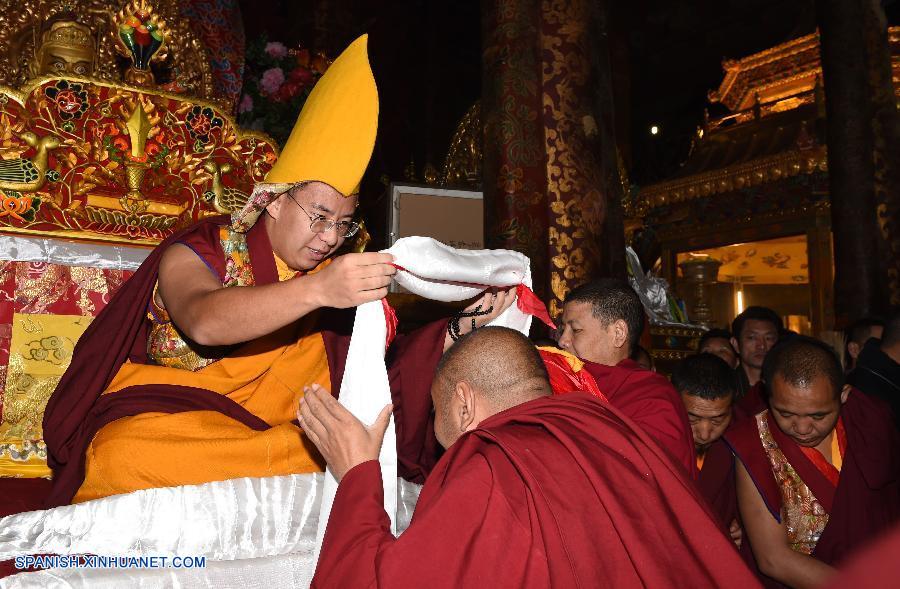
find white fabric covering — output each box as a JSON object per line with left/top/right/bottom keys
{"left": 0, "top": 237, "right": 533, "bottom": 588}
{"left": 0, "top": 234, "right": 149, "bottom": 270}
{"left": 0, "top": 474, "right": 421, "bottom": 588}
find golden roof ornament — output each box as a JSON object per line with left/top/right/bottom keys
{"left": 113, "top": 0, "right": 167, "bottom": 87}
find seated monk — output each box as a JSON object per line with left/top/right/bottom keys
{"left": 555, "top": 278, "right": 696, "bottom": 475}
{"left": 40, "top": 35, "right": 512, "bottom": 507}
{"left": 672, "top": 353, "right": 743, "bottom": 547}
{"left": 727, "top": 336, "right": 900, "bottom": 588}
{"left": 301, "top": 327, "right": 760, "bottom": 588}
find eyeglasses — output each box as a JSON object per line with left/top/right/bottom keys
{"left": 285, "top": 191, "right": 360, "bottom": 238}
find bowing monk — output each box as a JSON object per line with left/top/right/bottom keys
{"left": 555, "top": 278, "right": 696, "bottom": 475}
{"left": 302, "top": 327, "right": 760, "bottom": 588}
{"left": 672, "top": 353, "right": 742, "bottom": 547}
{"left": 727, "top": 336, "right": 900, "bottom": 588}
{"left": 41, "top": 35, "right": 510, "bottom": 507}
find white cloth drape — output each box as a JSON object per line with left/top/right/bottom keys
{"left": 0, "top": 234, "right": 150, "bottom": 270}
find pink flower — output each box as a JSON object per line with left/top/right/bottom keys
{"left": 260, "top": 67, "right": 285, "bottom": 95}
{"left": 265, "top": 42, "right": 288, "bottom": 58}
{"left": 238, "top": 94, "right": 253, "bottom": 113}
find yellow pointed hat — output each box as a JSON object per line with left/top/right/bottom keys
{"left": 233, "top": 34, "right": 378, "bottom": 231}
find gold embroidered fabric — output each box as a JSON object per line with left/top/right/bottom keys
{"left": 756, "top": 411, "right": 829, "bottom": 554}
{"left": 1, "top": 313, "right": 93, "bottom": 477}
{"left": 146, "top": 227, "right": 255, "bottom": 371}
{"left": 146, "top": 284, "right": 221, "bottom": 372}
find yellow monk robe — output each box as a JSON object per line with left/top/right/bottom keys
{"left": 74, "top": 259, "right": 328, "bottom": 503}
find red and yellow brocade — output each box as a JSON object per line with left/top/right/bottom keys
{"left": 74, "top": 228, "right": 329, "bottom": 503}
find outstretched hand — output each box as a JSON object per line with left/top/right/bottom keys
{"left": 297, "top": 384, "right": 393, "bottom": 482}
{"left": 443, "top": 286, "right": 518, "bottom": 351}
{"left": 308, "top": 252, "right": 396, "bottom": 309}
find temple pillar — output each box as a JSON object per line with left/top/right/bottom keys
{"left": 815, "top": 0, "right": 893, "bottom": 323}
{"left": 862, "top": 2, "right": 900, "bottom": 307}
{"left": 482, "top": 0, "right": 550, "bottom": 303}
{"left": 482, "top": 0, "right": 623, "bottom": 318}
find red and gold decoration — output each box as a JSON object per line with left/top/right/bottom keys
{"left": 113, "top": 0, "right": 167, "bottom": 86}
{"left": 482, "top": 0, "right": 550, "bottom": 307}
{"left": 482, "top": 0, "right": 621, "bottom": 318}
{"left": 0, "top": 261, "right": 134, "bottom": 476}
{"left": 0, "top": 77, "right": 277, "bottom": 244}
{"left": 0, "top": 0, "right": 223, "bottom": 109}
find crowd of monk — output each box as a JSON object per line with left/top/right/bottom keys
{"left": 26, "top": 35, "right": 900, "bottom": 587}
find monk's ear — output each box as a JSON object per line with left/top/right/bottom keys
{"left": 266, "top": 193, "right": 285, "bottom": 220}
{"left": 839, "top": 384, "right": 851, "bottom": 405}
{"left": 612, "top": 319, "right": 629, "bottom": 349}
{"left": 456, "top": 381, "right": 478, "bottom": 432}
{"left": 730, "top": 336, "right": 740, "bottom": 352}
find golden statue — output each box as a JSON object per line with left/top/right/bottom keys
{"left": 28, "top": 16, "right": 99, "bottom": 79}
{"left": 0, "top": 0, "right": 218, "bottom": 106}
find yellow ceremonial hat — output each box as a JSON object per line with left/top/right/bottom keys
{"left": 233, "top": 34, "right": 378, "bottom": 231}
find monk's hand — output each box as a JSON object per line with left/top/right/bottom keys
{"left": 297, "top": 384, "right": 393, "bottom": 482}
{"left": 729, "top": 519, "right": 743, "bottom": 549}
{"left": 444, "top": 287, "right": 518, "bottom": 350}
{"left": 309, "top": 252, "right": 396, "bottom": 308}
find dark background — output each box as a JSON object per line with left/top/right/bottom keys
{"left": 238, "top": 0, "right": 900, "bottom": 242}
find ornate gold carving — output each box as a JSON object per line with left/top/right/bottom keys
{"left": 113, "top": 0, "right": 168, "bottom": 87}
{"left": 650, "top": 325, "right": 706, "bottom": 338}
{"left": 542, "top": 1, "right": 603, "bottom": 317}
{"left": 655, "top": 202, "right": 831, "bottom": 243}
{"left": 0, "top": 0, "right": 220, "bottom": 107}
{"left": 125, "top": 101, "right": 151, "bottom": 158}
{"left": 202, "top": 160, "right": 249, "bottom": 213}
{"left": 0, "top": 76, "right": 277, "bottom": 244}
{"left": 81, "top": 204, "right": 176, "bottom": 230}
{"left": 441, "top": 101, "right": 481, "bottom": 187}
{"left": 639, "top": 147, "right": 828, "bottom": 210}
{"left": 0, "top": 132, "right": 60, "bottom": 192}
{"left": 709, "top": 27, "right": 899, "bottom": 115}
{"left": 30, "top": 17, "right": 99, "bottom": 79}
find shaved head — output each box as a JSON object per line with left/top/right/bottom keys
{"left": 762, "top": 336, "right": 844, "bottom": 398}
{"left": 432, "top": 327, "right": 551, "bottom": 448}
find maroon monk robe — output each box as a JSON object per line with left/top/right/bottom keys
{"left": 725, "top": 390, "right": 900, "bottom": 570}
{"left": 697, "top": 437, "right": 739, "bottom": 532}
{"left": 696, "top": 403, "right": 750, "bottom": 533}
{"left": 735, "top": 381, "right": 767, "bottom": 417}
{"left": 41, "top": 216, "right": 445, "bottom": 507}
{"left": 582, "top": 358, "right": 697, "bottom": 477}
{"left": 313, "top": 392, "right": 759, "bottom": 588}
{"left": 821, "top": 524, "right": 900, "bottom": 589}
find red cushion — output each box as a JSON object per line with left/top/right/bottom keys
{"left": 0, "top": 477, "right": 52, "bottom": 517}
{"left": 0, "top": 478, "right": 52, "bottom": 578}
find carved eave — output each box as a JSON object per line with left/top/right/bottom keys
{"left": 710, "top": 27, "right": 900, "bottom": 113}
{"left": 709, "top": 32, "right": 823, "bottom": 111}
{"left": 640, "top": 146, "right": 827, "bottom": 209}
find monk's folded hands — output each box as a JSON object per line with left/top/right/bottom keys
{"left": 298, "top": 383, "right": 393, "bottom": 481}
